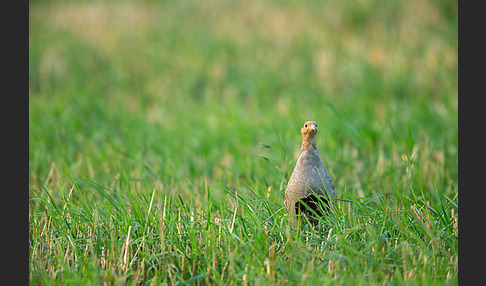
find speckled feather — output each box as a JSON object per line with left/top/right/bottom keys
{"left": 284, "top": 121, "right": 336, "bottom": 216}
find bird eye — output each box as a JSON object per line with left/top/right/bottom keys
{"left": 304, "top": 124, "right": 307, "bottom": 127}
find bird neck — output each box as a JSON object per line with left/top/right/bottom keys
{"left": 301, "top": 135, "right": 317, "bottom": 151}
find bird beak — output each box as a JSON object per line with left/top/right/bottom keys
{"left": 310, "top": 124, "right": 317, "bottom": 131}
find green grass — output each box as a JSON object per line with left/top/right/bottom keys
{"left": 29, "top": 0, "right": 458, "bottom": 284}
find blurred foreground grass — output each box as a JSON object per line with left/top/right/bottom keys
{"left": 29, "top": 0, "right": 457, "bottom": 284}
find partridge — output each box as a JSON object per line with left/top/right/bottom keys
{"left": 284, "top": 120, "right": 336, "bottom": 225}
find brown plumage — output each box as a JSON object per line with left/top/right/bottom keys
{"left": 284, "top": 120, "right": 336, "bottom": 225}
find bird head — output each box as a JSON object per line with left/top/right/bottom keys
{"left": 300, "top": 121, "right": 318, "bottom": 150}
{"left": 301, "top": 120, "right": 318, "bottom": 137}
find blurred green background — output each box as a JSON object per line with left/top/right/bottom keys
{"left": 29, "top": 0, "right": 457, "bottom": 204}
{"left": 29, "top": 0, "right": 458, "bottom": 284}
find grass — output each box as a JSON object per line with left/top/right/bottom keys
{"left": 29, "top": 0, "right": 458, "bottom": 284}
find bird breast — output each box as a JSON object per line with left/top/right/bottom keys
{"left": 287, "top": 149, "right": 332, "bottom": 198}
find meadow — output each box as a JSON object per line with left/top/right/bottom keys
{"left": 29, "top": 0, "right": 458, "bottom": 284}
